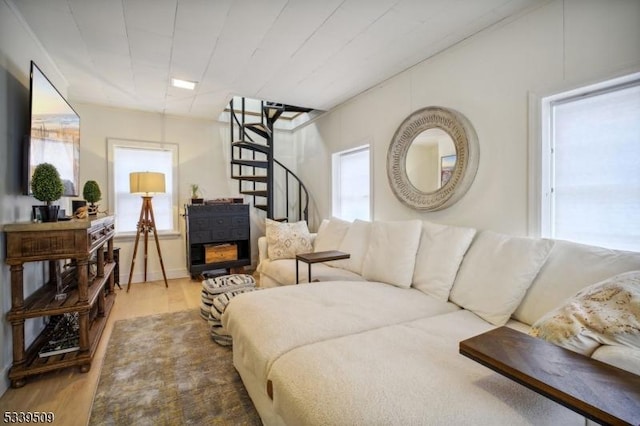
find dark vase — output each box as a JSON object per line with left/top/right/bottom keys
{"left": 191, "top": 198, "right": 204, "bottom": 205}
{"left": 38, "top": 205, "right": 60, "bottom": 223}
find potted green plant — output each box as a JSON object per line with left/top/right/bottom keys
{"left": 31, "top": 163, "right": 64, "bottom": 222}
{"left": 82, "top": 180, "right": 102, "bottom": 215}
{"left": 190, "top": 183, "right": 204, "bottom": 204}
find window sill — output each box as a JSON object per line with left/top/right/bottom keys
{"left": 115, "top": 230, "right": 182, "bottom": 242}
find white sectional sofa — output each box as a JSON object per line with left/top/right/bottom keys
{"left": 223, "top": 218, "right": 640, "bottom": 425}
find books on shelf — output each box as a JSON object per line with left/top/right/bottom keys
{"left": 38, "top": 337, "right": 79, "bottom": 358}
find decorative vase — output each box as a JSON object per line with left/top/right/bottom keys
{"left": 191, "top": 198, "right": 204, "bottom": 205}
{"left": 38, "top": 205, "right": 60, "bottom": 223}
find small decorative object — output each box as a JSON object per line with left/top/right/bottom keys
{"left": 82, "top": 180, "right": 102, "bottom": 215}
{"left": 74, "top": 206, "right": 88, "bottom": 219}
{"left": 53, "top": 260, "right": 68, "bottom": 301}
{"left": 31, "top": 163, "right": 64, "bottom": 222}
{"left": 190, "top": 183, "right": 204, "bottom": 204}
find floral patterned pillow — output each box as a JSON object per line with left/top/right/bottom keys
{"left": 530, "top": 270, "right": 640, "bottom": 356}
{"left": 266, "top": 218, "right": 313, "bottom": 260}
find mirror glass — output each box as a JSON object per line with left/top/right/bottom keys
{"left": 405, "top": 128, "right": 456, "bottom": 193}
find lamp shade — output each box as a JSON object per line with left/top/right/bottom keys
{"left": 129, "top": 172, "right": 166, "bottom": 194}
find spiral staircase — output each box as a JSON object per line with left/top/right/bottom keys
{"left": 229, "top": 97, "right": 311, "bottom": 222}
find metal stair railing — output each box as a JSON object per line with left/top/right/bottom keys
{"left": 228, "top": 97, "right": 309, "bottom": 223}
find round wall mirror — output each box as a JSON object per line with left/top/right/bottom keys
{"left": 387, "top": 106, "right": 479, "bottom": 211}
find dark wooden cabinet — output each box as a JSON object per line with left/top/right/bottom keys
{"left": 4, "top": 215, "right": 116, "bottom": 387}
{"left": 184, "top": 204, "right": 250, "bottom": 278}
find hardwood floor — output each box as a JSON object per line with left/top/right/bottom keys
{"left": 0, "top": 277, "right": 203, "bottom": 426}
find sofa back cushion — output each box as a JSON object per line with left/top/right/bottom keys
{"left": 314, "top": 217, "right": 351, "bottom": 252}
{"left": 332, "top": 219, "right": 372, "bottom": 274}
{"left": 266, "top": 218, "right": 313, "bottom": 260}
{"left": 513, "top": 240, "right": 640, "bottom": 325}
{"left": 449, "top": 231, "right": 554, "bottom": 326}
{"left": 412, "top": 221, "right": 476, "bottom": 301}
{"left": 362, "top": 220, "right": 423, "bottom": 288}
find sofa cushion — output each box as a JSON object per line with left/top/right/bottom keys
{"left": 529, "top": 270, "right": 640, "bottom": 356}
{"left": 362, "top": 220, "right": 422, "bottom": 288}
{"left": 412, "top": 221, "right": 476, "bottom": 301}
{"left": 222, "top": 281, "right": 459, "bottom": 386}
{"left": 513, "top": 240, "right": 640, "bottom": 325}
{"left": 313, "top": 217, "right": 351, "bottom": 253}
{"left": 260, "top": 258, "right": 366, "bottom": 285}
{"left": 449, "top": 231, "right": 554, "bottom": 326}
{"left": 332, "top": 219, "right": 371, "bottom": 274}
{"left": 591, "top": 345, "right": 640, "bottom": 376}
{"left": 266, "top": 310, "right": 582, "bottom": 426}
{"left": 265, "top": 218, "right": 313, "bottom": 260}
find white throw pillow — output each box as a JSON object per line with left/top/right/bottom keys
{"left": 314, "top": 217, "right": 351, "bottom": 253}
{"left": 530, "top": 270, "right": 640, "bottom": 356}
{"left": 412, "top": 221, "right": 476, "bottom": 301}
{"left": 362, "top": 220, "right": 423, "bottom": 288}
{"left": 266, "top": 218, "right": 313, "bottom": 260}
{"left": 449, "top": 231, "right": 554, "bottom": 326}
{"left": 332, "top": 219, "right": 372, "bottom": 274}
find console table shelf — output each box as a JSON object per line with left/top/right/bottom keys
{"left": 4, "top": 215, "right": 117, "bottom": 388}
{"left": 7, "top": 263, "right": 115, "bottom": 320}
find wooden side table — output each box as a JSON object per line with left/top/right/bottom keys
{"left": 295, "top": 250, "right": 350, "bottom": 283}
{"left": 459, "top": 326, "right": 640, "bottom": 425}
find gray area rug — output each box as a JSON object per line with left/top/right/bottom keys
{"left": 89, "top": 310, "right": 261, "bottom": 425}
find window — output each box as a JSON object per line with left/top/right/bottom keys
{"left": 107, "top": 139, "right": 179, "bottom": 235}
{"left": 332, "top": 145, "right": 371, "bottom": 221}
{"left": 539, "top": 75, "right": 640, "bottom": 251}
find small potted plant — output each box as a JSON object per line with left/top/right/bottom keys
{"left": 190, "top": 183, "right": 204, "bottom": 204}
{"left": 82, "top": 180, "right": 102, "bottom": 215}
{"left": 31, "top": 163, "right": 64, "bottom": 222}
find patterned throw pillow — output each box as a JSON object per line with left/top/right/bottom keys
{"left": 530, "top": 270, "right": 640, "bottom": 356}
{"left": 266, "top": 218, "right": 313, "bottom": 260}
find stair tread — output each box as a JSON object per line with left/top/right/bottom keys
{"left": 231, "top": 159, "right": 268, "bottom": 168}
{"left": 241, "top": 190, "right": 268, "bottom": 196}
{"left": 232, "top": 140, "right": 270, "bottom": 153}
{"left": 244, "top": 122, "right": 271, "bottom": 138}
{"left": 231, "top": 175, "right": 267, "bottom": 182}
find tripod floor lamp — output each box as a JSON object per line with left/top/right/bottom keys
{"left": 126, "top": 171, "right": 169, "bottom": 292}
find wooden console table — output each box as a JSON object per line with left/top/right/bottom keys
{"left": 459, "top": 326, "right": 640, "bottom": 425}
{"left": 295, "top": 250, "right": 350, "bottom": 284}
{"left": 4, "top": 215, "right": 116, "bottom": 387}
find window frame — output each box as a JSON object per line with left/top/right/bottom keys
{"left": 331, "top": 143, "right": 373, "bottom": 221}
{"left": 107, "top": 138, "right": 180, "bottom": 238}
{"left": 529, "top": 71, "right": 640, "bottom": 242}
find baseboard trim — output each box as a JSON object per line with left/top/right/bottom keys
{"left": 122, "top": 268, "right": 189, "bottom": 287}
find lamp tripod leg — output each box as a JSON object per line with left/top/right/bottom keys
{"left": 147, "top": 201, "right": 169, "bottom": 288}
{"left": 126, "top": 201, "right": 146, "bottom": 292}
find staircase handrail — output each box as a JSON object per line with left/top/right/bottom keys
{"left": 273, "top": 158, "right": 309, "bottom": 222}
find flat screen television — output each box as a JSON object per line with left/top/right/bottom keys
{"left": 26, "top": 61, "right": 80, "bottom": 197}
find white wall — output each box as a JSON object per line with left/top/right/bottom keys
{"left": 74, "top": 103, "right": 239, "bottom": 283}
{"left": 295, "top": 0, "right": 640, "bottom": 235}
{"left": 0, "top": 0, "right": 72, "bottom": 396}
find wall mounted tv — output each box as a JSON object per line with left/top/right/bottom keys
{"left": 25, "top": 61, "right": 80, "bottom": 197}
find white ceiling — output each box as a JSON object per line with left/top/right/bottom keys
{"left": 12, "top": 0, "right": 542, "bottom": 119}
